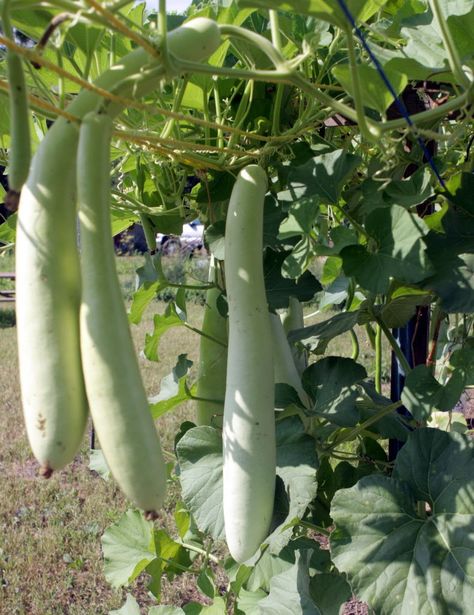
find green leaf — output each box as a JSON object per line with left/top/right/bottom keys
{"left": 283, "top": 150, "right": 361, "bottom": 205}
{"left": 424, "top": 253, "right": 474, "bottom": 313}
{"left": 89, "top": 448, "right": 110, "bottom": 481}
{"left": 237, "top": 0, "right": 388, "bottom": 26}
{"left": 450, "top": 341, "right": 474, "bottom": 384}
{"left": 176, "top": 418, "right": 317, "bottom": 552}
{"left": 205, "top": 222, "right": 226, "bottom": 260}
{"left": 278, "top": 197, "right": 320, "bottom": 278}
{"left": 149, "top": 354, "right": 193, "bottom": 419}
{"left": 288, "top": 310, "right": 360, "bottom": 350}
{"left": 428, "top": 410, "right": 468, "bottom": 433}
{"left": 258, "top": 551, "right": 317, "bottom": 614}
{"left": 341, "top": 205, "right": 432, "bottom": 294}
{"left": 264, "top": 249, "right": 321, "bottom": 309}
{"left": 146, "top": 558, "right": 162, "bottom": 600}
{"left": 174, "top": 501, "right": 191, "bottom": 540}
{"left": 358, "top": 382, "right": 411, "bottom": 442}
{"left": 110, "top": 210, "right": 139, "bottom": 237}
{"left": 380, "top": 291, "right": 432, "bottom": 328}
{"left": 384, "top": 167, "right": 435, "bottom": 207}
{"left": 0, "top": 212, "right": 17, "bottom": 245}
{"left": 184, "top": 597, "right": 226, "bottom": 614}
{"left": 445, "top": 172, "right": 474, "bottom": 214}
{"left": 235, "top": 588, "right": 267, "bottom": 615}
{"left": 144, "top": 303, "right": 185, "bottom": 362}
{"left": 302, "top": 357, "right": 366, "bottom": 426}
{"left": 373, "top": 6, "right": 474, "bottom": 81}
{"left": 439, "top": 207, "right": 474, "bottom": 254}
{"left": 401, "top": 365, "right": 465, "bottom": 420}
{"left": 321, "top": 256, "right": 342, "bottom": 285}
{"left": 279, "top": 197, "right": 320, "bottom": 239}
{"left": 149, "top": 607, "right": 186, "bottom": 615}
{"left": 102, "top": 510, "right": 156, "bottom": 588}
{"left": 245, "top": 536, "right": 331, "bottom": 594}
{"left": 154, "top": 528, "right": 192, "bottom": 578}
{"left": 275, "top": 383, "right": 305, "bottom": 409}
{"left": 332, "top": 63, "right": 407, "bottom": 114}
{"left": 330, "top": 428, "right": 474, "bottom": 615}
{"left": 263, "top": 195, "right": 287, "bottom": 250}
{"left": 176, "top": 427, "right": 225, "bottom": 540}
{"left": 282, "top": 238, "right": 318, "bottom": 279}
{"left": 318, "top": 277, "right": 350, "bottom": 310}
{"left": 109, "top": 593, "right": 141, "bottom": 615}
{"left": 197, "top": 568, "right": 216, "bottom": 599}
{"left": 316, "top": 226, "right": 358, "bottom": 257}
{"left": 309, "top": 572, "right": 352, "bottom": 615}
{"left": 129, "top": 278, "right": 169, "bottom": 324}
{"left": 267, "top": 417, "right": 318, "bottom": 553}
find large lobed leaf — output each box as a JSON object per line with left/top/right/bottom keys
{"left": 330, "top": 428, "right": 474, "bottom": 614}
{"left": 237, "top": 0, "right": 389, "bottom": 27}
{"left": 176, "top": 417, "right": 318, "bottom": 552}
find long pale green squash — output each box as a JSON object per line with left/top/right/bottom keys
{"left": 2, "top": 0, "right": 30, "bottom": 211}
{"left": 223, "top": 165, "right": 275, "bottom": 563}
{"left": 280, "top": 296, "right": 307, "bottom": 375}
{"left": 269, "top": 311, "right": 309, "bottom": 408}
{"left": 16, "top": 18, "right": 221, "bottom": 475}
{"left": 77, "top": 112, "right": 167, "bottom": 515}
{"left": 196, "top": 255, "right": 227, "bottom": 428}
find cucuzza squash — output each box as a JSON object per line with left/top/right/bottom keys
{"left": 196, "top": 255, "right": 227, "bottom": 427}
{"left": 223, "top": 165, "right": 276, "bottom": 563}
{"left": 280, "top": 296, "right": 307, "bottom": 375}
{"left": 15, "top": 18, "right": 221, "bottom": 476}
{"left": 15, "top": 110, "right": 88, "bottom": 477}
{"left": 2, "top": 0, "right": 30, "bottom": 211}
{"left": 269, "top": 311, "right": 309, "bottom": 408}
{"left": 77, "top": 112, "right": 167, "bottom": 515}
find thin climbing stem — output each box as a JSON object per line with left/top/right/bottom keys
{"left": 269, "top": 10, "right": 282, "bottom": 52}
{"left": 375, "top": 323, "right": 382, "bottom": 394}
{"left": 327, "top": 400, "right": 403, "bottom": 451}
{"left": 375, "top": 315, "right": 412, "bottom": 376}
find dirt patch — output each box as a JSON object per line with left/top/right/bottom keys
{"left": 344, "top": 596, "right": 370, "bottom": 615}
{"left": 311, "top": 531, "right": 369, "bottom": 615}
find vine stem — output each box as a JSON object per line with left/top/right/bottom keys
{"left": 190, "top": 393, "right": 224, "bottom": 405}
{"left": 326, "top": 400, "right": 403, "bottom": 451}
{"left": 83, "top": 0, "right": 160, "bottom": 57}
{"left": 158, "top": 0, "right": 168, "bottom": 64}
{"left": 375, "top": 323, "right": 382, "bottom": 393}
{"left": 139, "top": 214, "right": 158, "bottom": 251}
{"left": 184, "top": 323, "right": 228, "bottom": 348}
{"left": 350, "top": 329, "right": 360, "bottom": 361}
{"left": 213, "top": 81, "right": 224, "bottom": 150}
{"left": 219, "top": 24, "right": 286, "bottom": 70}
{"left": 269, "top": 10, "right": 282, "bottom": 52}
{"left": 271, "top": 83, "right": 285, "bottom": 135}
{"left": 428, "top": 0, "right": 471, "bottom": 90}
{"left": 298, "top": 520, "right": 331, "bottom": 536}
{"left": 426, "top": 301, "right": 444, "bottom": 374}
{"left": 344, "top": 26, "right": 378, "bottom": 141}
{"left": 180, "top": 542, "right": 220, "bottom": 565}
{"left": 160, "top": 76, "right": 187, "bottom": 139}
{"left": 375, "top": 315, "right": 412, "bottom": 376}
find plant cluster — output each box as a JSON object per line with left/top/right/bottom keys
{"left": 1, "top": 1, "right": 473, "bottom": 613}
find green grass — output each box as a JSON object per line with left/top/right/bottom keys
{"left": 0, "top": 253, "right": 382, "bottom": 613}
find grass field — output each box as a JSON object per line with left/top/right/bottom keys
{"left": 0, "top": 252, "right": 384, "bottom": 614}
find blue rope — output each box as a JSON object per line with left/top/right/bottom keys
{"left": 335, "top": 0, "right": 446, "bottom": 188}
